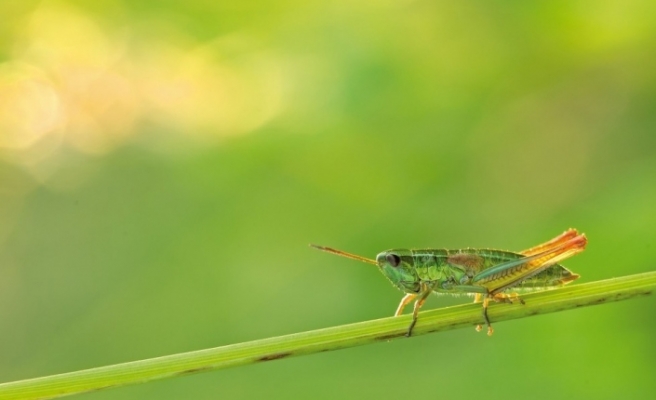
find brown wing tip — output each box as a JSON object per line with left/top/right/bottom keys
{"left": 572, "top": 234, "right": 588, "bottom": 250}
{"left": 558, "top": 229, "right": 587, "bottom": 247}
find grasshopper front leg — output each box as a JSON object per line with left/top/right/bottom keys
{"left": 406, "top": 287, "right": 432, "bottom": 337}
{"left": 395, "top": 285, "right": 434, "bottom": 337}
{"left": 394, "top": 293, "right": 417, "bottom": 317}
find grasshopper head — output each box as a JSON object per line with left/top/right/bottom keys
{"left": 376, "top": 250, "right": 420, "bottom": 293}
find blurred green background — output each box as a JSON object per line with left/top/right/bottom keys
{"left": 1, "top": 1, "right": 655, "bottom": 399}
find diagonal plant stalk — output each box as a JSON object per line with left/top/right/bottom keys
{"left": 1, "top": 271, "right": 655, "bottom": 400}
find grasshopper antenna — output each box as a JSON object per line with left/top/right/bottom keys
{"left": 309, "top": 244, "right": 378, "bottom": 266}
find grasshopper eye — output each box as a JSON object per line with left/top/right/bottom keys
{"left": 386, "top": 253, "right": 401, "bottom": 267}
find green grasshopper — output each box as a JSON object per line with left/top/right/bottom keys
{"left": 311, "top": 229, "right": 587, "bottom": 337}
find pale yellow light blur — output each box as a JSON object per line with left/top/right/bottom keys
{"left": 0, "top": 62, "right": 62, "bottom": 150}
{"left": 1, "top": 1, "right": 288, "bottom": 178}
{"left": 137, "top": 34, "right": 285, "bottom": 142}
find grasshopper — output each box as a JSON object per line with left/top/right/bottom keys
{"left": 311, "top": 229, "right": 586, "bottom": 337}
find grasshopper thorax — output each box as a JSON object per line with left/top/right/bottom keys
{"left": 376, "top": 250, "right": 421, "bottom": 293}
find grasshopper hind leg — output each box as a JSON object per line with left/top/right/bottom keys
{"left": 493, "top": 292, "right": 525, "bottom": 305}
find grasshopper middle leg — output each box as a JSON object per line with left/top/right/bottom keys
{"left": 479, "top": 292, "right": 525, "bottom": 336}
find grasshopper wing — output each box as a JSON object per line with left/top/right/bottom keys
{"left": 472, "top": 234, "right": 586, "bottom": 294}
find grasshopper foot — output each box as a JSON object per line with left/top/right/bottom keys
{"left": 405, "top": 318, "right": 417, "bottom": 337}
{"left": 481, "top": 297, "right": 493, "bottom": 336}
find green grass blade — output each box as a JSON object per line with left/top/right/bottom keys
{"left": 1, "top": 271, "right": 655, "bottom": 400}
